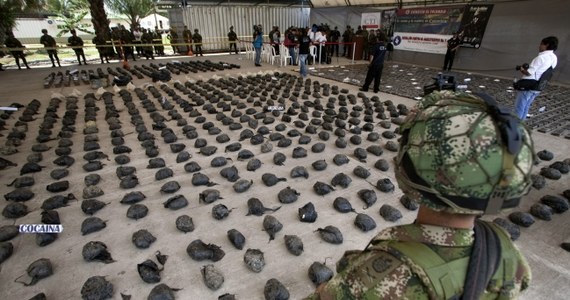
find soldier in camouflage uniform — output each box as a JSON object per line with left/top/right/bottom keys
{"left": 307, "top": 91, "right": 533, "bottom": 300}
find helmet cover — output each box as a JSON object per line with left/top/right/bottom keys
{"left": 395, "top": 91, "right": 534, "bottom": 215}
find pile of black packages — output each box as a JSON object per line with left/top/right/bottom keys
{"left": 423, "top": 73, "right": 457, "bottom": 96}
{"left": 151, "top": 69, "right": 171, "bottom": 83}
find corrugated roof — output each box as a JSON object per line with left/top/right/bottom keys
{"left": 158, "top": 0, "right": 502, "bottom": 9}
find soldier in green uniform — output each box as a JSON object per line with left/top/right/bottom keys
{"left": 307, "top": 91, "right": 533, "bottom": 300}
{"left": 182, "top": 25, "right": 192, "bottom": 54}
{"left": 67, "top": 29, "right": 88, "bottom": 65}
{"left": 361, "top": 27, "right": 369, "bottom": 60}
{"left": 40, "top": 29, "right": 61, "bottom": 67}
{"left": 192, "top": 29, "right": 203, "bottom": 56}
{"left": 4, "top": 31, "right": 30, "bottom": 69}
{"left": 120, "top": 25, "right": 136, "bottom": 61}
{"left": 228, "top": 26, "right": 238, "bottom": 54}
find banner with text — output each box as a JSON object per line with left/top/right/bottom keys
{"left": 392, "top": 6, "right": 464, "bottom": 54}
{"left": 361, "top": 12, "right": 381, "bottom": 29}
{"left": 391, "top": 5, "right": 493, "bottom": 53}
{"left": 391, "top": 33, "right": 451, "bottom": 54}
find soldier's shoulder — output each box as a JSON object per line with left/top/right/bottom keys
{"left": 312, "top": 248, "right": 429, "bottom": 299}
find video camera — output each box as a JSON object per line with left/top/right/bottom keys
{"left": 515, "top": 63, "right": 530, "bottom": 71}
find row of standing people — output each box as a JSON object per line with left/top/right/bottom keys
{"left": 1, "top": 26, "right": 206, "bottom": 70}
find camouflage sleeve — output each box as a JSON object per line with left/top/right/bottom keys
{"left": 305, "top": 250, "right": 430, "bottom": 300}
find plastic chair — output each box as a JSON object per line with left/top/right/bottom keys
{"left": 269, "top": 45, "right": 280, "bottom": 65}
{"left": 244, "top": 42, "right": 254, "bottom": 60}
{"left": 309, "top": 45, "right": 317, "bottom": 65}
{"left": 261, "top": 44, "right": 271, "bottom": 63}
{"left": 279, "top": 44, "right": 291, "bottom": 67}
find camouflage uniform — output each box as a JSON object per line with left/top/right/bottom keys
{"left": 306, "top": 223, "right": 531, "bottom": 300}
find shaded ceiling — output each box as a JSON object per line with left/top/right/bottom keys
{"left": 159, "top": 0, "right": 509, "bottom": 9}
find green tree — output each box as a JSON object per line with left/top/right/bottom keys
{"left": 46, "top": 0, "right": 92, "bottom": 36}
{"left": 105, "top": 0, "right": 154, "bottom": 30}
{"left": 1, "top": 0, "right": 46, "bottom": 53}
{"left": 0, "top": 0, "right": 46, "bottom": 32}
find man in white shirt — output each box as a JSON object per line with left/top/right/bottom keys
{"left": 514, "top": 36, "right": 558, "bottom": 120}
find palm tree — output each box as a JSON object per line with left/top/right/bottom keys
{"left": 88, "top": 0, "right": 111, "bottom": 38}
{"left": 105, "top": 0, "right": 154, "bottom": 30}
{"left": 46, "top": 0, "right": 92, "bottom": 36}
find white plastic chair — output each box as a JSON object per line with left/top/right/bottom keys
{"left": 261, "top": 44, "right": 272, "bottom": 63}
{"left": 279, "top": 44, "right": 291, "bottom": 67}
{"left": 244, "top": 42, "right": 254, "bottom": 60}
{"left": 309, "top": 45, "right": 317, "bottom": 65}
{"left": 269, "top": 45, "right": 281, "bottom": 65}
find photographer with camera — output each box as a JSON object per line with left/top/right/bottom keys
{"left": 513, "top": 36, "right": 558, "bottom": 120}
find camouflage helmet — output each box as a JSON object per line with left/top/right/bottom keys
{"left": 395, "top": 91, "right": 534, "bottom": 215}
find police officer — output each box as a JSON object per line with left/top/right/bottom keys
{"left": 307, "top": 91, "right": 533, "bottom": 300}
{"left": 443, "top": 31, "right": 461, "bottom": 71}
{"left": 360, "top": 32, "right": 387, "bottom": 93}
{"left": 67, "top": 29, "right": 88, "bottom": 65}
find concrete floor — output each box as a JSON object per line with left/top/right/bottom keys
{"left": 0, "top": 53, "right": 568, "bottom": 300}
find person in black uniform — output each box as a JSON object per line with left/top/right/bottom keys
{"left": 92, "top": 33, "right": 110, "bottom": 64}
{"left": 153, "top": 27, "right": 164, "bottom": 56}
{"left": 360, "top": 32, "right": 387, "bottom": 93}
{"left": 329, "top": 26, "right": 340, "bottom": 57}
{"left": 4, "top": 31, "right": 30, "bottom": 69}
{"left": 192, "top": 29, "right": 203, "bottom": 56}
{"left": 67, "top": 29, "right": 88, "bottom": 65}
{"left": 443, "top": 32, "right": 461, "bottom": 71}
{"left": 120, "top": 25, "right": 136, "bottom": 61}
{"left": 228, "top": 26, "right": 238, "bottom": 54}
{"left": 40, "top": 29, "right": 61, "bottom": 67}
{"left": 141, "top": 28, "right": 155, "bottom": 60}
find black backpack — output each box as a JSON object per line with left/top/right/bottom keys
{"left": 536, "top": 66, "right": 554, "bottom": 91}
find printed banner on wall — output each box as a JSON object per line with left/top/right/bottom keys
{"left": 391, "top": 33, "right": 450, "bottom": 54}
{"left": 391, "top": 5, "right": 493, "bottom": 54}
{"left": 458, "top": 4, "right": 494, "bottom": 48}
{"left": 381, "top": 9, "right": 397, "bottom": 37}
{"left": 361, "top": 12, "right": 381, "bottom": 29}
